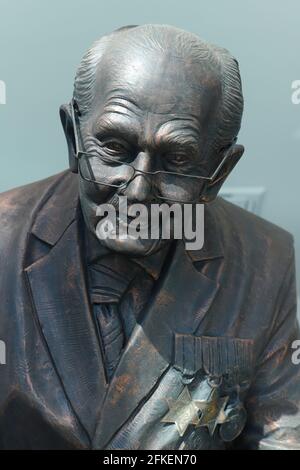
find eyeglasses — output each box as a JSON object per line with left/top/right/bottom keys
{"left": 71, "top": 99, "right": 236, "bottom": 203}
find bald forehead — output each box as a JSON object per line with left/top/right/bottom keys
{"left": 92, "top": 45, "right": 222, "bottom": 118}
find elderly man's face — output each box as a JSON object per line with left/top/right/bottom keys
{"left": 76, "top": 49, "right": 222, "bottom": 256}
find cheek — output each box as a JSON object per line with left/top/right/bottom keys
{"left": 158, "top": 176, "right": 205, "bottom": 202}
{"left": 79, "top": 189, "right": 109, "bottom": 236}
{"left": 79, "top": 175, "right": 116, "bottom": 205}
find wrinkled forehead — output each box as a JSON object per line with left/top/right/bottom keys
{"left": 91, "top": 48, "right": 222, "bottom": 122}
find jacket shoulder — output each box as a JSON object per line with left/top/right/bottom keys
{"left": 0, "top": 171, "right": 71, "bottom": 221}
{"left": 0, "top": 171, "right": 74, "bottom": 252}
{"left": 212, "top": 197, "right": 294, "bottom": 261}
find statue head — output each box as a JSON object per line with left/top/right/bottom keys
{"left": 60, "top": 24, "right": 244, "bottom": 256}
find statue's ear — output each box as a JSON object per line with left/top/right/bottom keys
{"left": 201, "top": 144, "right": 244, "bottom": 202}
{"left": 59, "top": 103, "right": 78, "bottom": 173}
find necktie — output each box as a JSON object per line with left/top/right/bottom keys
{"left": 93, "top": 303, "right": 124, "bottom": 381}
{"left": 88, "top": 255, "right": 151, "bottom": 382}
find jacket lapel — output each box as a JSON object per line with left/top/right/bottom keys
{"left": 24, "top": 172, "right": 107, "bottom": 439}
{"left": 93, "top": 218, "right": 223, "bottom": 449}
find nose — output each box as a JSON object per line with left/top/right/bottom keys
{"left": 124, "top": 152, "right": 153, "bottom": 202}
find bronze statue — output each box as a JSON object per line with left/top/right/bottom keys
{"left": 0, "top": 24, "right": 299, "bottom": 450}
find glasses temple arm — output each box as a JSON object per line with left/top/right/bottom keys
{"left": 70, "top": 99, "right": 82, "bottom": 158}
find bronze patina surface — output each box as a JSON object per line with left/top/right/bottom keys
{"left": 0, "top": 24, "right": 299, "bottom": 450}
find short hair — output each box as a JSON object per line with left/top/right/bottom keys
{"left": 73, "top": 24, "right": 243, "bottom": 155}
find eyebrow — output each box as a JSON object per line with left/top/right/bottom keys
{"left": 95, "top": 117, "right": 140, "bottom": 146}
{"left": 155, "top": 116, "right": 201, "bottom": 154}
{"left": 156, "top": 133, "right": 200, "bottom": 154}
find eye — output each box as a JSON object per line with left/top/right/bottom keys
{"left": 173, "top": 155, "right": 187, "bottom": 163}
{"left": 165, "top": 153, "right": 190, "bottom": 166}
{"left": 103, "top": 141, "right": 127, "bottom": 153}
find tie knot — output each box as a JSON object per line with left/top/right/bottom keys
{"left": 89, "top": 254, "right": 141, "bottom": 304}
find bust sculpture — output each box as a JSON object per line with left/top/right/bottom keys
{"left": 0, "top": 24, "right": 299, "bottom": 450}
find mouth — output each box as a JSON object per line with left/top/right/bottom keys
{"left": 93, "top": 194, "right": 178, "bottom": 244}
{"left": 118, "top": 213, "right": 152, "bottom": 239}
{"left": 96, "top": 211, "right": 164, "bottom": 241}
{"left": 96, "top": 213, "right": 146, "bottom": 240}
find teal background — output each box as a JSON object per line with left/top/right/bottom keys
{"left": 0, "top": 0, "right": 299, "bottom": 294}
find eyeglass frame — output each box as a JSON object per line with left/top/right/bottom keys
{"left": 70, "top": 98, "right": 237, "bottom": 203}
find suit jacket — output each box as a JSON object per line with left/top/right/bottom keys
{"left": 0, "top": 170, "right": 299, "bottom": 450}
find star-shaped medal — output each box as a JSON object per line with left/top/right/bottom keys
{"left": 161, "top": 387, "right": 200, "bottom": 437}
{"left": 195, "top": 387, "right": 229, "bottom": 436}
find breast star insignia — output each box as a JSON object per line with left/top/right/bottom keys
{"left": 161, "top": 383, "right": 230, "bottom": 438}
{"left": 161, "top": 387, "right": 200, "bottom": 437}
